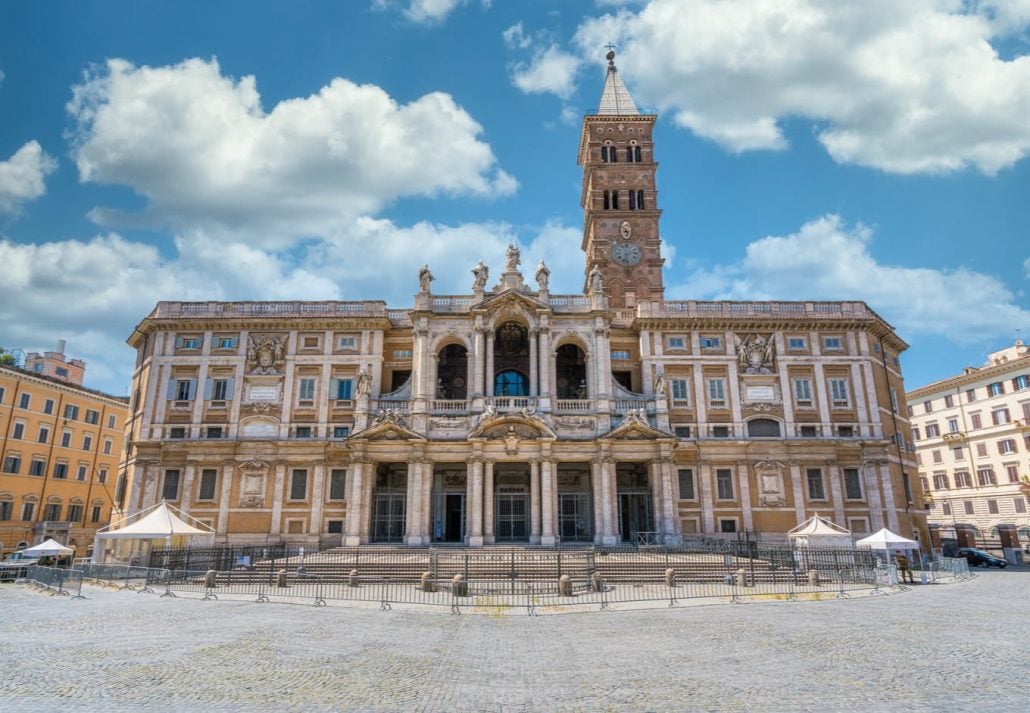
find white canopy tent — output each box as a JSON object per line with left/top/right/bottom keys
{"left": 93, "top": 501, "right": 215, "bottom": 565}
{"left": 856, "top": 528, "right": 921, "bottom": 560}
{"left": 788, "top": 515, "right": 853, "bottom": 549}
{"left": 20, "top": 538, "right": 74, "bottom": 557}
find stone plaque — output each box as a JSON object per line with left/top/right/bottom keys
{"left": 248, "top": 385, "right": 279, "bottom": 402}
{"left": 745, "top": 385, "right": 775, "bottom": 402}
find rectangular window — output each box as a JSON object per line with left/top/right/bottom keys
{"left": 43, "top": 503, "right": 60, "bottom": 521}
{"left": 169, "top": 427, "right": 187, "bottom": 439}
{"left": 205, "top": 426, "right": 223, "bottom": 439}
{"left": 977, "top": 468, "right": 996, "bottom": 486}
{"left": 837, "top": 425, "right": 854, "bottom": 437}
{"left": 393, "top": 350, "right": 413, "bottom": 359}
{"left": 64, "top": 404, "right": 79, "bottom": 420}
{"left": 711, "top": 425, "right": 730, "bottom": 438}
{"left": 954, "top": 471, "right": 972, "bottom": 488}
{"left": 998, "top": 439, "right": 1017, "bottom": 455}
{"left": 91, "top": 505, "right": 103, "bottom": 523}
{"left": 332, "top": 426, "right": 350, "bottom": 439}
{"left": 787, "top": 337, "right": 806, "bottom": 350}
{"left": 334, "top": 379, "right": 353, "bottom": 400}
{"left": 822, "top": 336, "right": 843, "bottom": 350}
{"left": 29, "top": 459, "right": 45, "bottom": 476}
{"left": 793, "top": 378, "right": 813, "bottom": 405}
{"left": 1012, "top": 497, "right": 1026, "bottom": 513}
{"left": 911, "top": 426, "right": 920, "bottom": 442}
{"left": 55, "top": 367, "right": 68, "bottom": 378}
{"left": 103, "top": 439, "right": 113, "bottom": 455}
{"left": 12, "top": 422, "right": 25, "bottom": 440}
{"left": 992, "top": 408, "right": 1010, "bottom": 426}
{"left": 216, "top": 336, "right": 237, "bottom": 349}
{"left": 198, "top": 469, "right": 218, "bottom": 500}
{"left": 667, "top": 336, "right": 686, "bottom": 350}
{"left": 942, "top": 502, "right": 952, "bottom": 516}
{"left": 53, "top": 462, "right": 68, "bottom": 479}
{"left": 1013, "top": 374, "right": 1030, "bottom": 391}
{"left": 175, "top": 379, "right": 194, "bottom": 401}
{"left": 98, "top": 468, "right": 108, "bottom": 484}
{"left": 211, "top": 378, "right": 230, "bottom": 401}
{"left": 0, "top": 501, "right": 12, "bottom": 521}
{"left": 60, "top": 431, "right": 71, "bottom": 447}
{"left": 295, "top": 426, "right": 313, "bottom": 438}
{"left": 970, "top": 413, "right": 982, "bottom": 429}
{"left": 297, "top": 377, "right": 316, "bottom": 402}
{"left": 162, "top": 469, "right": 181, "bottom": 500}
{"left": 925, "top": 423, "right": 940, "bottom": 438}
{"left": 327, "top": 520, "right": 344, "bottom": 534}
{"left": 2, "top": 455, "right": 20, "bottom": 474}
{"left": 44, "top": 399, "right": 54, "bottom": 415}
{"left": 933, "top": 474, "right": 950, "bottom": 490}
{"left": 944, "top": 394, "right": 954, "bottom": 408}
{"left": 290, "top": 469, "right": 308, "bottom": 500}
{"left": 700, "top": 335, "right": 721, "bottom": 349}
{"left": 107, "top": 413, "right": 116, "bottom": 428}
{"left": 21, "top": 502, "right": 35, "bottom": 521}
{"left": 829, "top": 378, "right": 849, "bottom": 407}
{"left": 301, "top": 336, "right": 320, "bottom": 349}
{"left": 953, "top": 446, "right": 964, "bottom": 460}
{"left": 19, "top": 393, "right": 31, "bottom": 409}
{"left": 673, "top": 426, "right": 691, "bottom": 439}
{"left": 670, "top": 378, "right": 690, "bottom": 404}
{"left": 329, "top": 469, "right": 348, "bottom": 500}
{"left": 677, "top": 469, "right": 695, "bottom": 499}
{"left": 67, "top": 504, "right": 83, "bottom": 523}
{"left": 963, "top": 501, "right": 975, "bottom": 515}
{"left": 923, "top": 400, "right": 933, "bottom": 414}
{"left": 932, "top": 450, "right": 942, "bottom": 463}
{"left": 85, "top": 409, "right": 99, "bottom": 425}
{"left": 719, "top": 519, "right": 738, "bottom": 534}
{"left": 987, "top": 499, "right": 999, "bottom": 515}
{"left": 178, "top": 336, "right": 200, "bottom": 349}
{"left": 966, "top": 388, "right": 977, "bottom": 403}
{"left": 806, "top": 468, "right": 826, "bottom": 500}
{"left": 610, "top": 350, "right": 630, "bottom": 361}
{"left": 947, "top": 418, "right": 959, "bottom": 433}
{"left": 1006, "top": 465, "right": 1020, "bottom": 483}
{"left": 976, "top": 442, "right": 988, "bottom": 457}
{"left": 337, "top": 336, "right": 357, "bottom": 349}
{"left": 716, "top": 469, "right": 734, "bottom": 499}
{"left": 0, "top": 386, "right": 4, "bottom": 403}
{"left": 82, "top": 435, "right": 93, "bottom": 450}
{"left": 77, "top": 465, "right": 87, "bottom": 481}
{"left": 843, "top": 468, "right": 864, "bottom": 499}
{"left": 37, "top": 426, "right": 49, "bottom": 444}
{"left": 799, "top": 425, "right": 818, "bottom": 437}
{"left": 707, "top": 378, "right": 726, "bottom": 406}
{"left": 988, "top": 381, "right": 1005, "bottom": 397}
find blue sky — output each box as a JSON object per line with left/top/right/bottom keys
{"left": 1, "top": 0, "right": 1028, "bottom": 396}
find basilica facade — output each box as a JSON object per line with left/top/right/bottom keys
{"left": 121, "top": 54, "right": 927, "bottom": 548}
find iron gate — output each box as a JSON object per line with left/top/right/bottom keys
{"left": 494, "top": 490, "right": 528, "bottom": 542}
{"left": 372, "top": 492, "right": 406, "bottom": 543}
{"left": 558, "top": 492, "right": 592, "bottom": 542}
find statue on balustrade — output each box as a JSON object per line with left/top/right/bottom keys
{"left": 418, "top": 264, "right": 434, "bottom": 293}
{"left": 356, "top": 367, "right": 372, "bottom": 397}
{"left": 535, "top": 260, "right": 550, "bottom": 291}
{"left": 472, "top": 260, "right": 489, "bottom": 291}
{"left": 505, "top": 243, "right": 521, "bottom": 272}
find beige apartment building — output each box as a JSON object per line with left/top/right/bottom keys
{"left": 120, "top": 53, "right": 927, "bottom": 549}
{"left": 0, "top": 347, "right": 129, "bottom": 557}
{"left": 909, "top": 341, "right": 1030, "bottom": 540}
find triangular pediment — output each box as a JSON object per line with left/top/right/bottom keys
{"left": 603, "top": 413, "right": 674, "bottom": 441}
{"left": 477, "top": 289, "right": 546, "bottom": 314}
{"left": 351, "top": 418, "right": 425, "bottom": 442}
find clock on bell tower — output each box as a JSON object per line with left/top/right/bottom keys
{"left": 578, "top": 50, "right": 664, "bottom": 309}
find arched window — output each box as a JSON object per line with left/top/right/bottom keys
{"left": 603, "top": 190, "right": 619, "bottom": 210}
{"left": 747, "top": 419, "right": 781, "bottom": 437}
{"left": 601, "top": 145, "right": 612, "bottom": 162}
{"left": 495, "top": 370, "right": 528, "bottom": 397}
{"left": 633, "top": 145, "right": 642, "bottom": 162}
{"left": 555, "top": 344, "right": 587, "bottom": 398}
{"left": 636, "top": 190, "right": 644, "bottom": 209}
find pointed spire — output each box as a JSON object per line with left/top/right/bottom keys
{"left": 597, "top": 49, "right": 639, "bottom": 116}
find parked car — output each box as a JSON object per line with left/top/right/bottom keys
{"left": 0, "top": 551, "right": 40, "bottom": 581}
{"left": 956, "top": 548, "right": 1008, "bottom": 568}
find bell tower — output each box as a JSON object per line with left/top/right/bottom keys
{"left": 578, "top": 50, "right": 664, "bottom": 308}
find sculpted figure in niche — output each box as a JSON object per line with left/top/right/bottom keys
{"left": 472, "top": 260, "right": 489, "bottom": 291}
{"left": 505, "top": 243, "right": 521, "bottom": 272}
{"left": 535, "top": 260, "right": 550, "bottom": 290}
{"left": 418, "top": 264, "right": 434, "bottom": 293}
{"left": 653, "top": 370, "right": 666, "bottom": 397}
{"left": 247, "top": 335, "right": 287, "bottom": 375}
{"left": 588, "top": 264, "right": 604, "bottom": 295}
{"left": 737, "top": 334, "right": 775, "bottom": 374}
{"left": 356, "top": 367, "right": 372, "bottom": 397}
{"left": 504, "top": 426, "right": 521, "bottom": 455}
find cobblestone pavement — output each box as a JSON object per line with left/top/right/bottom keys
{"left": 1, "top": 569, "right": 1027, "bottom": 712}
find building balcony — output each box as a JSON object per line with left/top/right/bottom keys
{"left": 941, "top": 431, "right": 967, "bottom": 442}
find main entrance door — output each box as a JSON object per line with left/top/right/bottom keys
{"left": 432, "top": 492, "right": 466, "bottom": 543}
{"left": 558, "top": 492, "right": 592, "bottom": 543}
{"left": 495, "top": 489, "right": 529, "bottom": 542}
{"left": 617, "top": 492, "right": 653, "bottom": 544}
{"left": 372, "top": 492, "right": 406, "bottom": 543}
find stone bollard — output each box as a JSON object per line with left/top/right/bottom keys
{"left": 204, "top": 570, "right": 217, "bottom": 589}
{"left": 665, "top": 568, "right": 677, "bottom": 588}
{"left": 558, "top": 574, "right": 573, "bottom": 597}
{"left": 276, "top": 569, "right": 288, "bottom": 588}
{"left": 736, "top": 568, "right": 751, "bottom": 588}
{"left": 348, "top": 569, "right": 360, "bottom": 588}
{"left": 808, "top": 569, "right": 820, "bottom": 587}
{"left": 591, "top": 572, "right": 604, "bottom": 592}
{"left": 421, "top": 571, "right": 435, "bottom": 593}
{"left": 451, "top": 573, "right": 467, "bottom": 597}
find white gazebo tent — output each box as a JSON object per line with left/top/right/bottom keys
{"left": 20, "top": 538, "right": 74, "bottom": 558}
{"left": 92, "top": 501, "right": 215, "bottom": 565}
{"left": 788, "top": 514, "right": 853, "bottom": 549}
{"left": 855, "top": 528, "right": 921, "bottom": 564}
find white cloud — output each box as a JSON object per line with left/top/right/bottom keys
{"left": 66, "top": 57, "right": 515, "bottom": 246}
{"left": 0, "top": 141, "right": 57, "bottom": 214}
{"left": 569, "top": 0, "right": 1030, "bottom": 174}
{"left": 668, "top": 214, "right": 1030, "bottom": 340}
{"left": 511, "top": 45, "right": 582, "bottom": 100}
{"left": 374, "top": 0, "right": 486, "bottom": 24}
{"left": 502, "top": 22, "right": 532, "bottom": 50}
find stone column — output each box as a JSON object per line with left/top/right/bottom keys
{"left": 485, "top": 330, "right": 495, "bottom": 397}
{"left": 309, "top": 462, "right": 326, "bottom": 536}
{"left": 540, "top": 459, "right": 556, "bottom": 546}
{"left": 529, "top": 329, "right": 538, "bottom": 397}
{"left": 360, "top": 464, "right": 376, "bottom": 543}
{"left": 863, "top": 461, "right": 885, "bottom": 530}
{"left": 538, "top": 326, "right": 552, "bottom": 401}
{"left": 472, "top": 327, "right": 485, "bottom": 397}
{"left": 270, "top": 463, "right": 286, "bottom": 536}
{"left": 662, "top": 459, "right": 678, "bottom": 535}
{"left": 405, "top": 460, "right": 422, "bottom": 545}
{"left": 420, "top": 461, "right": 433, "bottom": 542}
{"left": 468, "top": 458, "right": 484, "bottom": 546}
{"left": 591, "top": 460, "right": 604, "bottom": 545}
{"left": 344, "top": 461, "right": 365, "bottom": 546}
{"left": 737, "top": 462, "right": 753, "bottom": 532}
{"left": 879, "top": 462, "right": 900, "bottom": 532}
{"left": 649, "top": 460, "right": 664, "bottom": 537}
{"left": 217, "top": 462, "right": 233, "bottom": 536}
{"left": 483, "top": 460, "right": 495, "bottom": 544}
{"left": 530, "top": 459, "right": 541, "bottom": 544}
{"left": 789, "top": 461, "right": 805, "bottom": 524}
{"left": 601, "top": 458, "right": 618, "bottom": 544}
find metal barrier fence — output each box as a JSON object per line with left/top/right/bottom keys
{"left": 18, "top": 565, "right": 86, "bottom": 598}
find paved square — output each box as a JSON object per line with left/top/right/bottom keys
{"left": 1, "top": 570, "right": 1027, "bottom": 711}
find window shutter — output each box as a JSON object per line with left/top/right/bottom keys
{"left": 175, "top": 336, "right": 183, "bottom": 348}
{"left": 187, "top": 379, "right": 197, "bottom": 400}
{"left": 330, "top": 378, "right": 339, "bottom": 399}
{"left": 166, "top": 379, "right": 177, "bottom": 400}
{"left": 203, "top": 378, "right": 213, "bottom": 400}
{"left": 340, "top": 379, "right": 353, "bottom": 400}
{"left": 225, "top": 378, "right": 235, "bottom": 397}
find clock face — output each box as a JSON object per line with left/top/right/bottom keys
{"left": 612, "top": 242, "right": 642, "bottom": 266}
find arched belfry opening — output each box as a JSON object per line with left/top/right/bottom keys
{"left": 493, "top": 321, "right": 529, "bottom": 397}
{"left": 436, "top": 343, "right": 468, "bottom": 399}
{"left": 555, "top": 343, "right": 587, "bottom": 398}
